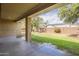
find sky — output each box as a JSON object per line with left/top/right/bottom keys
{"left": 38, "top": 8, "right": 64, "bottom": 24}
{"left": 38, "top": 5, "right": 79, "bottom": 25}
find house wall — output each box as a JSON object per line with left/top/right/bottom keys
{"left": 16, "top": 19, "right": 25, "bottom": 36}
{"left": 0, "top": 20, "right": 17, "bottom": 37}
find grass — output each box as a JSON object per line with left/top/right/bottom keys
{"left": 32, "top": 32, "right": 79, "bottom": 55}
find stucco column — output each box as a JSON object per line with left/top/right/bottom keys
{"left": 25, "top": 17, "right": 32, "bottom": 42}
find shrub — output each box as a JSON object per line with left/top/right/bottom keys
{"left": 54, "top": 27, "right": 61, "bottom": 33}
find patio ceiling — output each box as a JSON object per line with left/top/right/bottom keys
{"left": 1, "top": 3, "right": 38, "bottom": 20}
{"left": 1, "top": 3, "right": 55, "bottom": 21}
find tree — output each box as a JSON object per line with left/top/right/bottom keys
{"left": 58, "top": 4, "right": 79, "bottom": 24}
{"left": 44, "top": 20, "right": 49, "bottom": 27}
{"left": 31, "top": 16, "right": 44, "bottom": 32}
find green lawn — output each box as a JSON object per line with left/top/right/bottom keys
{"left": 32, "top": 32, "right": 79, "bottom": 55}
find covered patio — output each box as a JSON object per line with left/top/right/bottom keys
{"left": 0, "top": 3, "right": 71, "bottom": 56}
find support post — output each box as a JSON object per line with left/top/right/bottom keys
{"left": 25, "top": 17, "right": 31, "bottom": 42}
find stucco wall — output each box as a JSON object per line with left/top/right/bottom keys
{"left": 16, "top": 19, "right": 25, "bottom": 36}
{"left": 0, "top": 20, "right": 17, "bottom": 36}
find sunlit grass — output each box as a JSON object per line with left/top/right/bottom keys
{"left": 32, "top": 32, "right": 79, "bottom": 55}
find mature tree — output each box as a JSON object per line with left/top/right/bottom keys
{"left": 44, "top": 20, "right": 49, "bottom": 27}
{"left": 58, "top": 4, "right": 79, "bottom": 24}
{"left": 31, "top": 16, "right": 44, "bottom": 32}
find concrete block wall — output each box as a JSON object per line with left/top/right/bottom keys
{"left": 46, "top": 27, "right": 79, "bottom": 34}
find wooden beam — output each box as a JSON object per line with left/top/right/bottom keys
{"left": 14, "top": 3, "right": 55, "bottom": 22}
{"left": 0, "top": 18, "right": 15, "bottom": 22}
{"left": 0, "top": 3, "right": 1, "bottom": 19}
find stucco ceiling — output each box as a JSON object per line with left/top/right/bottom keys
{"left": 1, "top": 3, "right": 39, "bottom": 20}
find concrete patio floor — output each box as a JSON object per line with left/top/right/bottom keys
{"left": 0, "top": 36, "right": 72, "bottom": 56}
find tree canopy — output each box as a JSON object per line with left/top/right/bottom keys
{"left": 58, "top": 4, "right": 79, "bottom": 24}
{"left": 31, "top": 16, "right": 44, "bottom": 31}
